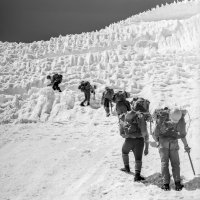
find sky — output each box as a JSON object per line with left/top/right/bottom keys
{"left": 0, "top": 0, "right": 181, "bottom": 43}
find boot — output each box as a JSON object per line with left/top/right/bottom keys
{"left": 106, "top": 113, "right": 110, "bottom": 117}
{"left": 80, "top": 102, "right": 85, "bottom": 106}
{"left": 134, "top": 172, "right": 145, "bottom": 182}
{"left": 120, "top": 165, "right": 130, "bottom": 173}
{"left": 87, "top": 102, "right": 90, "bottom": 106}
{"left": 161, "top": 184, "right": 170, "bottom": 191}
{"left": 175, "top": 181, "right": 184, "bottom": 191}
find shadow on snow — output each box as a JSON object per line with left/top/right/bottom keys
{"left": 143, "top": 173, "right": 200, "bottom": 191}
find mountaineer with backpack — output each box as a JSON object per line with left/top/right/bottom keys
{"left": 101, "top": 87, "right": 114, "bottom": 117}
{"left": 47, "top": 73, "right": 62, "bottom": 92}
{"left": 118, "top": 96, "right": 150, "bottom": 182}
{"left": 152, "top": 107, "right": 191, "bottom": 191}
{"left": 113, "top": 92, "right": 150, "bottom": 181}
{"left": 78, "top": 81, "right": 96, "bottom": 106}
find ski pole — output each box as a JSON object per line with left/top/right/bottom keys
{"left": 187, "top": 152, "right": 195, "bottom": 175}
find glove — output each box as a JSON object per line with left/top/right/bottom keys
{"left": 144, "top": 148, "right": 149, "bottom": 155}
{"left": 184, "top": 145, "right": 191, "bottom": 153}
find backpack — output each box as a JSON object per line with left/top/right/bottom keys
{"left": 53, "top": 74, "right": 62, "bottom": 84}
{"left": 116, "top": 100, "right": 131, "bottom": 116}
{"left": 119, "top": 110, "right": 143, "bottom": 137}
{"left": 78, "top": 81, "right": 91, "bottom": 91}
{"left": 104, "top": 88, "right": 114, "bottom": 100}
{"left": 113, "top": 91, "right": 129, "bottom": 102}
{"left": 152, "top": 108, "right": 179, "bottom": 139}
{"left": 84, "top": 81, "right": 91, "bottom": 90}
{"left": 131, "top": 97, "right": 150, "bottom": 113}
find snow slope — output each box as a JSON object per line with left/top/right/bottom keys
{"left": 0, "top": 0, "right": 200, "bottom": 200}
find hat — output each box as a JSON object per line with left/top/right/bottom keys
{"left": 169, "top": 108, "right": 182, "bottom": 123}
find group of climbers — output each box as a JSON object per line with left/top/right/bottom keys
{"left": 46, "top": 75, "right": 191, "bottom": 191}
{"left": 111, "top": 88, "right": 190, "bottom": 190}
{"left": 77, "top": 82, "right": 191, "bottom": 190}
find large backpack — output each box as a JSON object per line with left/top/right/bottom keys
{"left": 113, "top": 91, "right": 130, "bottom": 103}
{"left": 53, "top": 73, "right": 62, "bottom": 84}
{"left": 131, "top": 97, "right": 150, "bottom": 113}
{"left": 84, "top": 81, "right": 91, "bottom": 90}
{"left": 116, "top": 100, "right": 131, "bottom": 116}
{"left": 119, "top": 110, "right": 143, "bottom": 137}
{"left": 104, "top": 88, "right": 114, "bottom": 100}
{"left": 78, "top": 81, "right": 91, "bottom": 91}
{"left": 152, "top": 108, "right": 179, "bottom": 139}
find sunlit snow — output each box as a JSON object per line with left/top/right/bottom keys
{"left": 0, "top": 0, "right": 200, "bottom": 200}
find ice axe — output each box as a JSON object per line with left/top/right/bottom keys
{"left": 187, "top": 152, "right": 195, "bottom": 176}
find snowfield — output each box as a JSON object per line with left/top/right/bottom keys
{"left": 0, "top": 0, "right": 200, "bottom": 199}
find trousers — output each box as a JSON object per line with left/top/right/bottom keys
{"left": 122, "top": 137, "right": 144, "bottom": 172}
{"left": 158, "top": 139, "right": 180, "bottom": 184}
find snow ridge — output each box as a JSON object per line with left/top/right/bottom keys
{"left": 0, "top": 1, "right": 200, "bottom": 200}
{"left": 0, "top": 0, "right": 199, "bottom": 124}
